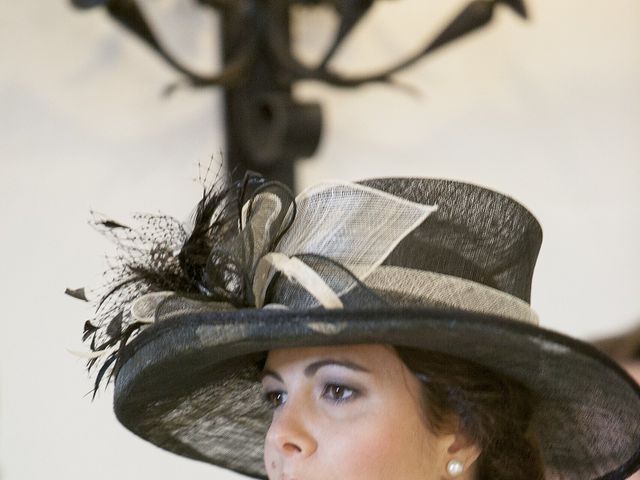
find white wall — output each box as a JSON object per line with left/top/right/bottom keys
{"left": 1, "top": 0, "right": 638, "bottom": 479}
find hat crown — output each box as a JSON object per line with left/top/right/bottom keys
{"left": 260, "top": 178, "right": 542, "bottom": 319}
{"left": 360, "top": 178, "right": 543, "bottom": 304}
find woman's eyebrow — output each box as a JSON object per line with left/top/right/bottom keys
{"left": 260, "top": 359, "right": 371, "bottom": 382}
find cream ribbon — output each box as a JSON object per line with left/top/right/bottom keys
{"left": 247, "top": 180, "right": 438, "bottom": 310}
{"left": 252, "top": 252, "right": 343, "bottom": 309}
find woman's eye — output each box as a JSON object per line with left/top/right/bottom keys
{"left": 262, "top": 384, "right": 358, "bottom": 409}
{"left": 322, "top": 383, "right": 358, "bottom": 403}
{"left": 263, "top": 390, "right": 287, "bottom": 409}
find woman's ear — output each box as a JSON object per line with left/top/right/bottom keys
{"left": 444, "top": 432, "right": 482, "bottom": 477}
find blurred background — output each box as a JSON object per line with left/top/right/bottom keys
{"left": 0, "top": 0, "right": 638, "bottom": 478}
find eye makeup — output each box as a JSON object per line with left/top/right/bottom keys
{"left": 260, "top": 357, "right": 371, "bottom": 409}
{"left": 261, "top": 380, "right": 363, "bottom": 409}
{"left": 320, "top": 382, "right": 360, "bottom": 404}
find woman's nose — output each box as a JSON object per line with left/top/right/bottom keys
{"left": 266, "top": 398, "right": 318, "bottom": 458}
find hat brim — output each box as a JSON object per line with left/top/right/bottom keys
{"left": 113, "top": 307, "right": 640, "bottom": 480}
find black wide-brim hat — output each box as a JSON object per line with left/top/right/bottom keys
{"left": 75, "top": 177, "right": 640, "bottom": 480}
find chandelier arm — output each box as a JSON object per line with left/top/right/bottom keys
{"left": 105, "top": 0, "right": 256, "bottom": 87}
{"left": 269, "top": 0, "right": 525, "bottom": 89}
{"left": 317, "top": 0, "right": 376, "bottom": 69}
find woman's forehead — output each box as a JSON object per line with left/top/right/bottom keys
{"left": 264, "top": 344, "right": 398, "bottom": 372}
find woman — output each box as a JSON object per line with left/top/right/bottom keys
{"left": 261, "top": 344, "right": 542, "bottom": 479}
{"left": 71, "top": 174, "right": 640, "bottom": 479}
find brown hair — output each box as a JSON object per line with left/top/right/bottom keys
{"left": 394, "top": 346, "right": 545, "bottom": 480}
{"left": 593, "top": 322, "right": 640, "bottom": 361}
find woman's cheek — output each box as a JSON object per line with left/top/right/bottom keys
{"left": 320, "top": 413, "right": 406, "bottom": 479}
{"left": 263, "top": 447, "right": 278, "bottom": 479}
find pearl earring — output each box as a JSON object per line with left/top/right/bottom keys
{"left": 447, "top": 459, "right": 464, "bottom": 477}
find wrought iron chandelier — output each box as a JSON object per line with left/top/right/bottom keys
{"left": 72, "top": 0, "right": 527, "bottom": 189}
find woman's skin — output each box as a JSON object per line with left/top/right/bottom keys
{"left": 261, "top": 344, "right": 481, "bottom": 480}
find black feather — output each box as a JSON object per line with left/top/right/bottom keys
{"left": 110, "top": 321, "right": 146, "bottom": 382}
{"left": 87, "top": 357, "right": 97, "bottom": 372}
{"left": 65, "top": 287, "right": 88, "bottom": 301}
{"left": 92, "top": 353, "right": 118, "bottom": 400}
{"left": 177, "top": 172, "right": 258, "bottom": 299}
{"left": 82, "top": 320, "right": 99, "bottom": 341}
{"left": 106, "top": 311, "right": 123, "bottom": 339}
{"left": 99, "top": 219, "right": 128, "bottom": 229}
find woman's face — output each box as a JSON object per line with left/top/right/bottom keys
{"left": 261, "top": 344, "right": 477, "bottom": 480}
